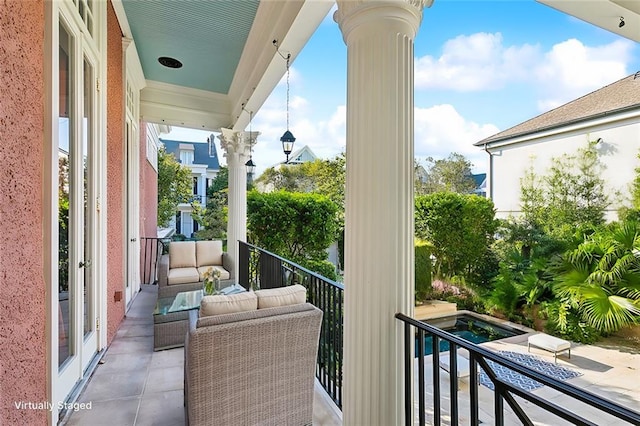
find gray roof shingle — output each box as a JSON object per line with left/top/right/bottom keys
{"left": 475, "top": 72, "right": 640, "bottom": 146}
{"left": 160, "top": 138, "right": 221, "bottom": 170}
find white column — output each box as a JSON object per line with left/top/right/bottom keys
{"left": 219, "top": 129, "right": 258, "bottom": 280}
{"left": 335, "top": 1, "right": 428, "bottom": 424}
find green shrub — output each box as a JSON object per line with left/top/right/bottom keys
{"left": 415, "top": 193, "right": 497, "bottom": 282}
{"left": 415, "top": 239, "right": 433, "bottom": 302}
{"left": 300, "top": 259, "right": 338, "bottom": 282}
{"left": 541, "top": 301, "right": 601, "bottom": 344}
{"left": 247, "top": 190, "right": 338, "bottom": 266}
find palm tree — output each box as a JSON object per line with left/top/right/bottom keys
{"left": 552, "top": 220, "right": 640, "bottom": 333}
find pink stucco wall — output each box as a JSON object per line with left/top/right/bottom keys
{"left": 106, "top": 2, "right": 126, "bottom": 341}
{"left": 0, "top": 1, "right": 47, "bottom": 424}
{"left": 139, "top": 123, "right": 158, "bottom": 239}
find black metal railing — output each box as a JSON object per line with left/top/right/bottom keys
{"left": 238, "top": 241, "right": 344, "bottom": 409}
{"left": 140, "top": 237, "right": 168, "bottom": 285}
{"left": 396, "top": 313, "right": 640, "bottom": 426}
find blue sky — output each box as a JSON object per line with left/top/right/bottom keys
{"left": 166, "top": 0, "right": 640, "bottom": 176}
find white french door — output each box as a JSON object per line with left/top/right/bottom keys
{"left": 125, "top": 117, "right": 141, "bottom": 307}
{"left": 55, "top": 2, "right": 101, "bottom": 409}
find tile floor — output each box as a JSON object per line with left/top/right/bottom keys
{"left": 60, "top": 284, "right": 342, "bottom": 426}
{"left": 60, "top": 284, "right": 639, "bottom": 425}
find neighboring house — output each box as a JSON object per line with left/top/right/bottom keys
{"left": 160, "top": 136, "right": 222, "bottom": 238}
{"left": 282, "top": 144, "right": 317, "bottom": 165}
{"left": 471, "top": 173, "right": 487, "bottom": 197}
{"left": 475, "top": 73, "right": 640, "bottom": 220}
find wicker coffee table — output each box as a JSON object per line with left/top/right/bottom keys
{"left": 153, "top": 283, "right": 244, "bottom": 350}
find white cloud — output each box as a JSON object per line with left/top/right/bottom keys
{"left": 534, "top": 39, "right": 632, "bottom": 110}
{"left": 415, "top": 32, "right": 540, "bottom": 91}
{"left": 414, "top": 104, "right": 500, "bottom": 172}
{"left": 252, "top": 94, "right": 346, "bottom": 176}
{"left": 415, "top": 33, "right": 634, "bottom": 112}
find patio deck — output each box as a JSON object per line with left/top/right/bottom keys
{"left": 414, "top": 332, "right": 640, "bottom": 425}
{"left": 60, "top": 284, "right": 342, "bottom": 426}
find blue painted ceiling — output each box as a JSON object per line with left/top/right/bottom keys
{"left": 121, "top": 0, "right": 260, "bottom": 94}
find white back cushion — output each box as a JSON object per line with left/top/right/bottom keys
{"left": 254, "top": 284, "right": 307, "bottom": 309}
{"left": 196, "top": 240, "right": 223, "bottom": 267}
{"left": 199, "top": 292, "right": 257, "bottom": 317}
{"left": 169, "top": 241, "right": 196, "bottom": 268}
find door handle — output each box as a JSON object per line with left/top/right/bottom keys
{"left": 79, "top": 260, "right": 92, "bottom": 268}
{"left": 130, "top": 238, "right": 137, "bottom": 242}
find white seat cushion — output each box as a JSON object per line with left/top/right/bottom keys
{"left": 528, "top": 333, "right": 570, "bottom": 351}
{"left": 167, "top": 267, "right": 200, "bottom": 285}
{"left": 200, "top": 292, "right": 257, "bottom": 317}
{"left": 196, "top": 240, "right": 223, "bottom": 267}
{"left": 254, "top": 284, "right": 306, "bottom": 309}
{"left": 169, "top": 241, "right": 197, "bottom": 269}
{"left": 197, "top": 266, "right": 230, "bottom": 281}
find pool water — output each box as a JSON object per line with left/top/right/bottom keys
{"left": 415, "top": 314, "right": 524, "bottom": 357}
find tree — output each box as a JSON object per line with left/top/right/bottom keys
{"left": 415, "top": 192, "right": 497, "bottom": 282}
{"left": 551, "top": 220, "right": 640, "bottom": 334}
{"left": 416, "top": 152, "right": 477, "bottom": 195}
{"left": 520, "top": 141, "right": 610, "bottom": 242}
{"left": 247, "top": 191, "right": 338, "bottom": 273}
{"left": 59, "top": 156, "right": 69, "bottom": 291}
{"left": 157, "top": 147, "right": 192, "bottom": 227}
{"left": 255, "top": 154, "right": 346, "bottom": 267}
{"left": 255, "top": 155, "right": 345, "bottom": 202}
{"left": 191, "top": 167, "right": 229, "bottom": 240}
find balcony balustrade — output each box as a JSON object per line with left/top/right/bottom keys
{"left": 239, "top": 241, "right": 640, "bottom": 425}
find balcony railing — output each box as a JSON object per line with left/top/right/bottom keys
{"left": 236, "top": 242, "right": 639, "bottom": 424}
{"left": 396, "top": 313, "right": 640, "bottom": 426}
{"left": 237, "top": 241, "right": 344, "bottom": 409}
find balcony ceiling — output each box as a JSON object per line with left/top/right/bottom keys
{"left": 537, "top": 0, "right": 640, "bottom": 43}
{"left": 114, "top": 0, "right": 333, "bottom": 132}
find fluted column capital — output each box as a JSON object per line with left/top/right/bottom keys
{"left": 218, "top": 128, "right": 258, "bottom": 166}
{"left": 334, "top": 0, "right": 432, "bottom": 41}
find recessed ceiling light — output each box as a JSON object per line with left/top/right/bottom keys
{"left": 158, "top": 56, "right": 182, "bottom": 69}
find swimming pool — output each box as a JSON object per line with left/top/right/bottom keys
{"left": 415, "top": 313, "right": 525, "bottom": 357}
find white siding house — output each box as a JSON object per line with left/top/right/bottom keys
{"left": 476, "top": 73, "right": 640, "bottom": 221}
{"left": 161, "top": 136, "right": 222, "bottom": 237}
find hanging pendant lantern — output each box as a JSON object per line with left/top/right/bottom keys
{"left": 280, "top": 50, "right": 295, "bottom": 163}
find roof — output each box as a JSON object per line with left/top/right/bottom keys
{"left": 471, "top": 173, "right": 486, "bottom": 188}
{"left": 475, "top": 72, "right": 640, "bottom": 146}
{"left": 286, "top": 145, "right": 318, "bottom": 164}
{"left": 160, "top": 138, "right": 221, "bottom": 170}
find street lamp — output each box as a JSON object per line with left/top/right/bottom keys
{"left": 281, "top": 130, "right": 295, "bottom": 163}
{"left": 245, "top": 158, "right": 256, "bottom": 175}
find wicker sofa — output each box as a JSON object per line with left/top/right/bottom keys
{"left": 157, "top": 240, "right": 232, "bottom": 298}
{"left": 184, "top": 286, "right": 322, "bottom": 426}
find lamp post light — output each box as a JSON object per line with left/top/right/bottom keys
{"left": 280, "top": 130, "right": 295, "bottom": 163}
{"left": 245, "top": 158, "right": 256, "bottom": 184}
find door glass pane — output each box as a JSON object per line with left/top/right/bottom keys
{"left": 83, "top": 57, "right": 93, "bottom": 337}
{"left": 58, "top": 22, "right": 73, "bottom": 367}
{"left": 126, "top": 121, "right": 130, "bottom": 290}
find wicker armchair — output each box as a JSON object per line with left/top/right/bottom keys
{"left": 184, "top": 302, "right": 322, "bottom": 426}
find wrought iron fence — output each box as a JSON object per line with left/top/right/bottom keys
{"left": 140, "top": 237, "right": 169, "bottom": 285}
{"left": 396, "top": 313, "right": 640, "bottom": 426}
{"left": 238, "top": 241, "right": 344, "bottom": 409}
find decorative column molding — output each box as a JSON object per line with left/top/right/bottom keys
{"left": 334, "top": 1, "right": 427, "bottom": 425}
{"left": 218, "top": 128, "right": 258, "bottom": 280}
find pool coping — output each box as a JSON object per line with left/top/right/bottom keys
{"left": 416, "top": 309, "right": 537, "bottom": 344}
